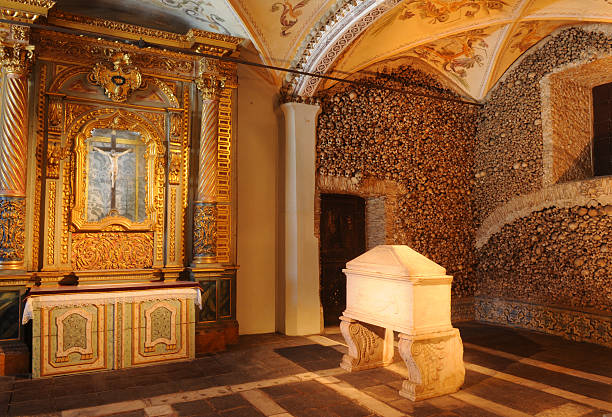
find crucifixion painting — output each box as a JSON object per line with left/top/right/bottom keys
{"left": 86, "top": 128, "right": 146, "bottom": 222}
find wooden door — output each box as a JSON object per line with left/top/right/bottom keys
{"left": 319, "top": 194, "right": 365, "bottom": 326}
{"left": 593, "top": 82, "right": 612, "bottom": 176}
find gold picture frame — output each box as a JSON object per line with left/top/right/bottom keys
{"left": 70, "top": 108, "right": 165, "bottom": 232}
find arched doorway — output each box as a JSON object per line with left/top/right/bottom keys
{"left": 319, "top": 194, "right": 365, "bottom": 327}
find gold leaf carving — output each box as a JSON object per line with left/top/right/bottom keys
{"left": 168, "top": 153, "right": 181, "bottom": 185}
{"left": 37, "top": 33, "right": 195, "bottom": 77}
{"left": 0, "top": 197, "right": 25, "bottom": 263}
{"left": 65, "top": 103, "right": 96, "bottom": 131}
{"left": 136, "top": 111, "right": 165, "bottom": 135}
{"left": 32, "top": 64, "right": 47, "bottom": 270}
{"left": 48, "top": 97, "right": 62, "bottom": 128}
{"left": 89, "top": 51, "right": 142, "bottom": 102}
{"left": 71, "top": 232, "right": 154, "bottom": 270}
{"left": 47, "top": 180, "right": 56, "bottom": 266}
{"left": 170, "top": 112, "right": 182, "bottom": 139}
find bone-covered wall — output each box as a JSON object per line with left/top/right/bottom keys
{"left": 474, "top": 25, "right": 612, "bottom": 346}
{"left": 316, "top": 66, "right": 479, "bottom": 307}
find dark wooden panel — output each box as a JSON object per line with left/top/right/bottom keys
{"left": 593, "top": 82, "right": 612, "bottom": 176}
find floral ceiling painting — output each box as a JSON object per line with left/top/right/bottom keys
{"left": 406, "top": 26, "right": 506, "bottom": 98}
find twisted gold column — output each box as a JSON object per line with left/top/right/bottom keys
{"left": 193, "top": 58, "right": 224, "bottom": 266}
{"left": 197, "top": 98, "right": 218, "bottom": 202}
{"left": 0, "top": 44, "right": 32, "bottom": 270}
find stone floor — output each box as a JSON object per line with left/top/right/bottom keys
{"left": 1, "top": 322, "right": 611, "bottom": 417}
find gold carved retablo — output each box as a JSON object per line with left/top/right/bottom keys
{"left": 89, "top": 51, "right": 142, "bottom": 102}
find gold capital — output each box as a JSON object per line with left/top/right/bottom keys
{"left": 0, "top": 43, "right": 34, "bottom": 74}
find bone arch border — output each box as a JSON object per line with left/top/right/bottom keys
{"left": 287, "top": 0, "right": 402, "bottom": 97}
{"left": 65, "top": 107, "right": 166, "bottom": 232}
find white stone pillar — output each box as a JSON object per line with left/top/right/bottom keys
{"left": 280, "top": 102, "right": 321, "bottom": 336}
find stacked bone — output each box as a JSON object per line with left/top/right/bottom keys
{"left": 316, "top": 66, "right": 478, "bottom": 298}
{"left": 477, "top": 204, "right": 612, "bottom": 314}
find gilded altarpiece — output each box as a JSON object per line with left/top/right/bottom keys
{"left": 33, "top": 35, "right": 195, "bottom": 277}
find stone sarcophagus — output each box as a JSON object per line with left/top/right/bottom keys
{"left": 340, "top": 245, "right": 464, "bottom": 401}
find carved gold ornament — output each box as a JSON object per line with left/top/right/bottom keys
{"left": 0, "top": 197, "right": 25, "bottom": 265}
{"left": 168, "top": 153, "right": 181, "bottom": 185}
{"left": 89, "top": 51, "right": 142, "bottom": 102}
{"left": 0, "top": 44, "right": 34, "bottom": 74}
{"left": 71, "top": 232, "right": 154, "bottom": 270}
{"left": 196, "top": 57, "right": 225, "bottom": 101}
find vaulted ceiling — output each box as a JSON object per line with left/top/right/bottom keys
{"left": 53, "top": 0, "right": 612, "bottom": 101}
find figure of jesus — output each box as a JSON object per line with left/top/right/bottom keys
{"left": 92, "top": 146, "right": 132, "bottom": 188}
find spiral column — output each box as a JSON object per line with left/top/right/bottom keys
{"left": 193, "top": 58, "right": 224, "bottom": 266}
{"left": 0, "top": 44, "right": 33, "bottom": 270}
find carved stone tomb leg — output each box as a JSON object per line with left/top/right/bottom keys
{"left": 339, "top": 316, "right": 394, "bottom": 372}
{"left": 398, "top": 328, "right": 465, "bottom": 401}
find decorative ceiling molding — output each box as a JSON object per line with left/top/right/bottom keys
{"left": 286, "top": 0, "right": 402, "bottom": 97}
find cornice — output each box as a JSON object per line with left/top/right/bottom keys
{"left": 0, "top": 0, "right": 55, "bottom": 22}
{"left": 47, "top": 10, "right": 242, "bottom": 57}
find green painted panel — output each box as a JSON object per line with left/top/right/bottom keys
{"left": 198, "top": 280, "right": 216, "bottom": 322}
{"left": 219, "top": 279, "right": 231, "bottom": 317}
{"left": 0, "top": 291, "right": 19, "bottom": 340}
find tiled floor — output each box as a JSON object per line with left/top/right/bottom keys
{"left": 1, "top": 322, "right": 610, "bottom": 417}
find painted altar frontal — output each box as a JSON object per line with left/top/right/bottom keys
{"left": 22, "top": 282, "right": 201, "bottom": 378}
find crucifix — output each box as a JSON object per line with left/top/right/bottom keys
{"left": 91, "top": 129, "right": 133, "bottom": 216}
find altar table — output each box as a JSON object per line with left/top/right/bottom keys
{"left": 22, "top": 281, "right": 201, "bottom": 378}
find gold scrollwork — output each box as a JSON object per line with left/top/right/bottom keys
{"left": 46, "top": 142, "right": 62, "bottom": 179}
{"left": 136, "top": 111, "right": 165, "bottom": 136}
{"left": 36, "top": 32, "right": 195, "bottom": 77}
{"left": 71, "top": 232, "right": 154, "bottom": 270}
{"left": 9, "top": 25, "right": 29, "bottom": 42}
{"left": 89, "top": 51, "right": 142, "bottom": 102}
{"left": 193, "top": 202, "right": 216, "bottom": 261}
{"left": 152, "top": 78, "right": 179, "bottom": 107}
{"left": 170, "top": 112, "right": 182, "bottom": 139}
{"left": 47, "top": 180, "right": 56, "bottom": 265}
{"left": 48, "top": 97, "right": 62, "bottom": 128}
{"left": 64, "top": 103, "right": 96, "bottom": 131}
{"left": 0, "top": 197, "right": 25, "bottom": 265}
{"left": 168, "top": 152, "right": 181, "bottom": 185}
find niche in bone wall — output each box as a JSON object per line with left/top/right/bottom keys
{"left": 474, "top": 26, "right": 612, "bottom": 227}
{"left": 316, "top": 66, "right": 478, "bottom": 298}
{"left": 477, "top": 204, "right": 612, "bottom": 314}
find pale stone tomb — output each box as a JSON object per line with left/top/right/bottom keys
{"left": 340, "top": 245, "right": 465, "bottom": 401}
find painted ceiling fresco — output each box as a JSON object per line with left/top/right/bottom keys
{"left": 53, "top": 0, "right": 612, "bottom": 99}
{"left": 319, "top": 0, "right": 612, "bottom": 99}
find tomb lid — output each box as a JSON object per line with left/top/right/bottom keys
{"left": 345, "top": 245, "right": 447, "bottom": 277}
